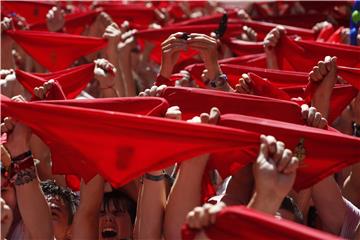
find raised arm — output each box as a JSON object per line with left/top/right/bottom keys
{"left": 2, "top": 101, "right": 53, "bottom": 239}
{"left": 309, "top": 56, "right": 337, "bottom": 119}
{"left": 94, "top": 58, "right": 120, "bottom": 98}
{"left": 187, "top": 33, "right": 233, "bottom": 92}
{"left": 164, "top": 107, "right": 220, "bottom": 239}
{"left": 134, "top": 107, "right": 179, "bottom": 239}
{"left": 117, "top": 29, "right": 138, "bottom": 96}
{"left": 247, "top": 135, "right": 299, "bottom": 215}
{"left": 72, "top": 175, "right": 105, "bottom": 239}
{"left": 263, "top": 26, "right": 285, "bottom": 70}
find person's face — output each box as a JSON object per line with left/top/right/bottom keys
{"left": 46, "top": 195, "right": 71, "bottom": 240}
{"left": 1, "top": 176, "right": 16, "bottom": 211}
{"left": 98, "top": 199, "right": 132, "bottom": 240}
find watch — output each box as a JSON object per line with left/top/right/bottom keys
{"left": 208, "top": 74, "right": 228, "bottom": 88}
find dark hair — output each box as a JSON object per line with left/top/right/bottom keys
{"left": 280, "top": 196, "right": 304, "bottom": 224}
{"left": 40, "top": 180, "right": 79, "bottom": 225}
{"left": 101, "top": 190, "right": 136, "bottom": 224}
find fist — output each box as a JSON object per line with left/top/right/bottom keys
{"left": 138, "top": 84, "right": 166, "bottom": 97}
{"left": 263, "top": 26, "right": 286, "bottom": 51}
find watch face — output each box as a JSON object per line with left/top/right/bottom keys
{"left": 210, "top": 81, "right": 217, "bottom": 88}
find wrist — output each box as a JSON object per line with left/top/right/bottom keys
{"left": 143, "top": 170, "right": 166, "bottom": 182}
{"left": 7, "top": 145, "right": 30, "bottom": 158}
{"left": 159, "top": 66, "right": 172, "bottom": 79}
{"left": 203, "top": 60, "right": 221, "bottom": 80}
{"left": 248, "top": 191, "right": 283, "bottom": 215}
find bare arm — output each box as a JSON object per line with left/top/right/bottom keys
{"left": 312, "top": 176, "right": 346, "bottom": 235}
{"left": 118, "top": 30, "right": 138, "bottom": 96}
{"left": 263, "top": 26, "right": 285, "bottom": 70}
{"left": 72, "top": 175, "right": 105, "bottom": 239}
{"left": 343, "top": 163, "right": 360, "bottom": 208}
{"left": 247, "top": 135, "right": 299, "bottom": 216}
{"left": 164, "top": 107, "right": 220, "bottom": 239}
{"left": 1, "top": 18, "right": 15, "bottom": 69}
{"left": 134, "top": 170, "right": 166, "bottom": 239}
{"left": 309, "top": 56, "right": 337, "bottom": 119}
{"left": 220, "top": 164, "right": 254, "bottom": 206}
{"left": 2, "top": 113, "right": 53, "bottom": 240}
{"left": 103, "top": 22, "right": 125, "bottom": 97}
{"left": 94, "top": 58, "right": 120, "bottom": 98}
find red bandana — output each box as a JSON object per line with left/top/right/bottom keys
{"left": 182, "top": 206, "right": 340, "bottom": 240}
{"left": 30, "top": 10, "right": 100, "bottom": 35}
{"left": 6, "top": 30, "right": 107, "bottom": 71}
{"left": 15, "top": 63, "right": 95, "bottom": 99}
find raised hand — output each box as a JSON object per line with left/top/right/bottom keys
{"left": 34, "top": 80, "right": 55, "bottom": 100}
{"left": 312, "top": 21, "right": 332, "bottom": 34}
{"left": 159, "top": 32, "right": 188, "bottom": 79}
{"left": 1, "top": 102, "right": 31, "bottom": 158}
{"left": 301, "top": 104, "right": 328, "bottom": 129}
{"left": 186, "top": 33, "right": 220, "bottom": 80}
{"left": 186, "top": 202, "right": 226, "bottom": 229}
{"left": 253, "top": 135, "right": 299, "bottom": 202}
{"left": 240, "top": 26, "right": 258, "bottom": 42}
{"left": 1, "top": 17, "right": 13, "bottom": 34}
{"left": 309, "top": 56, "right": 337, "bottom": 118}
{"left": 138, "top": 84, "right": 166, "bottom": 97}
{"left": 263, "top": 26, "right": 285, "bottom": 52}
{"left": 187, "top": 107, "right": 220, "bottom": 125}
{"left": 263, "top": 26, "right": 285, "bottom": 69}
{"left": 0, "top": 69, "right": 16, "bottom": 82}
{"left": 237, "top": 9, "right": 251, "bottom": 20}
{"left": 118, "top": 29, "right": 137, "bottom": 55}
{"left": 235, "top": 73, "right": 254, "bottom": 94}
{"left": 103, "top": 22, "right": 122, "bottom": 59}
{"left": 175, "top": 70, "right": 198, "bottom": 88}
{"left": 94, "top": 58, "right": 117, "bottom": 89}
{"left": 165, "top": 106, "right": 182, "bottom": 120}
{"left": 46, "top": 6, "right": 65, "bottom": 32}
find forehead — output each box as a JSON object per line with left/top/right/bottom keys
{"left": 102, "top": 197, "right": 127, "bottom": 211}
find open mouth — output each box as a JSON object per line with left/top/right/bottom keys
{"left": 102, "top": 228, "right": 118, "bottom": 238}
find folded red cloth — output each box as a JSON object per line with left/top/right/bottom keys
{"left": 15, "top": 63, "right": 95, "bottom": 99}
{"left": 182, "top": 206, "right": 340, "bottom": 240}
{"left": 2, "top": 1, "right": 54, "bottom": 24}
{"left": 276, "top": 36, "right": 360, "bottom": 71}
{"left": 30, "top": 10, "right": 100, "bottom": 35}
{"left": 1, "top": 94, "right": 259, "bottom": 187}
{"left": 98, "top": 4, "right": 158, "bottom": 29}
{"left": 161, "top": 87, "right": 360, "bottom": 190}
{"left": 220, "top": 113, "right": 360, "bottom": 190}
{"left": 6, "top": 30, "right": 107, "bottom": 71}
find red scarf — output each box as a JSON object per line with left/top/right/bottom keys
{"left": 99, "top": 5, "right": 158, "bottom": 30}
{"left": 2, "top": 87, "right": 359, "bottom": 190}
{"left": 182, "top": 206, "right": 340, "bottom": 240}
{"left": 2, "top": 1, "right": 54, "bottom": 24}
{"left": 15, "top": 63, "right": 95, "bottom": 99}
{"left": 220, "top": 113, "right": 360, "bottom": 190}
{"left": 30, "top": 10, "right": 100, "bottom": 35}
{"left": 6, "top": 30, "right": 107, "bottom": 71}
{"left": 1, "top": 95, "right": 259, "bottom": 187}
{"left": 276, "top": 36, "right": 360, "bottom": 71}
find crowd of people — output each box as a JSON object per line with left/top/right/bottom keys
{"left": 1, "top": 1, "right": 360, "bottom": 239}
